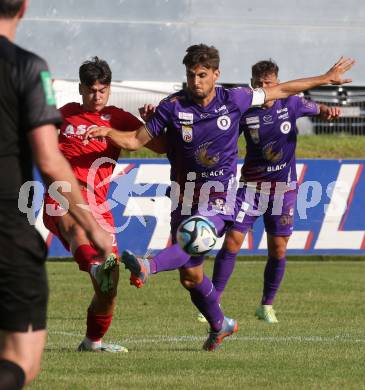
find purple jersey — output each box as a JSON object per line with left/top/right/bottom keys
{"left": 240, "top": 95, "right": 319, "bottom": 183}
{"left": 146, "top": 86, "right": 257, "bottom": 207}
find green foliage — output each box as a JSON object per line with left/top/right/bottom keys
{"left": 121, "top": 135, "right": 365, "bottom": 160}
{"left": 30, "top": 260, "right": 365, "bottom": 389}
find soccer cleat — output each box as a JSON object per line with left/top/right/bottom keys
{"left": 121, "top": 250, "right": 150, "bottom": 288}
{"left": 202, "top": 316, "right": 238, "bottom": 352}
{"left": 255, "top": 305, "right": 279, "bottom": 323}
{"left": 197, "top": 312, "right": 208, "bottom": 323}
{"left": 93, "top": 254, "right": 119, "bottom": 294}
{"left": 77, "top": 340, "right": 128, "bottom": 353}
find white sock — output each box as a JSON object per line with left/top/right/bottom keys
{"left": 83, "top": 337, "right": 102, "bottom": 350}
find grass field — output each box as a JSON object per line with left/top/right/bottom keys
{"left": 123, "top": 134, "right": 365, "bottom": 159}
{"left": 30, "top": 259, "right": 365, "bottom": 390}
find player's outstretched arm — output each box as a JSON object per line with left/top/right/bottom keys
{"left": 29, "top": 124, "right": 113, "bottom": 258}
{"left": 264, "top": 57, "right": 355, "bottom": 102}
{"left": 84, "top": 125, "right": 152, "bottom": 151}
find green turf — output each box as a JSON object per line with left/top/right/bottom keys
{"left": 29, "top": 260, "right": 365, "bottom": 390}
{"left": 122, "top": 134, "right": 365, "bottom": 159}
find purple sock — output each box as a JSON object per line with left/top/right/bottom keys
{"left": 212, "top": 248, "right": 237, "bottom": 302}
{"left": 189, "top": 275, "right": 224, "bottom": 332}
{"left": 149, "top": 244, "right": 190, "bottom": 274}
{"left": 262, "top": 257, "right": 286, "bottom": 305}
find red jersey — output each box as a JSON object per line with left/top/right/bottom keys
{"left": 58, "top": 103, "right": 141, "bottom": 202}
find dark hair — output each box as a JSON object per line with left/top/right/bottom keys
{"left": 0, "top": 0, "right": 24, "bottom": 18}
{"left": 182, "top": 44, "right": 220, "bottom": 70}
{"left": 251, "top": 59, "right": 279, "bottom": 79}
{"left": 79, "top": 56, "right": 112, "bottom": 86}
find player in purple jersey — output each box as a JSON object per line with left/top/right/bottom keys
{"left": 84, "top": 45, "right": 353, "bottom": 351}
{"left": 209, "top": 60, "right": 341, "bottom": 324}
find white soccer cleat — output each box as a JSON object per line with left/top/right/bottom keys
{"left": 77, "top": 339, "right": 128, "bottom": 353}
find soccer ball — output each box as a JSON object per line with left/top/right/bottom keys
{"left": 176, "top": 216, "right": 217, "bottom": 257}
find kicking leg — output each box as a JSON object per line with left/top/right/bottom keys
{"left": 180, "top": 265, "right": 238, "bottom": 352}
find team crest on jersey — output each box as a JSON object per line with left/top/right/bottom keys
{"left": 217, "top": 115, "right": 231, "bottom": 131}
{"left": 280, "top": 121, "right": 291, "bottom": 134}
{"left": 195, "top": 142, "right": 220, "bottom": 168}
{"left": 182, "top": 125, "right": 193, "bottom": 142}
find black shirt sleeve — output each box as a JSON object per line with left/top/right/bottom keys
{"left": 18, "top": 51, "right": 62, "bottom": 132}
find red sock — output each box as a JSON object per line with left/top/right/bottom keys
{"left": 86, "top": 308, "right": 113, "bottom": 341}
{"left": 74, "top": 245, "right": 99, "bottom": 272}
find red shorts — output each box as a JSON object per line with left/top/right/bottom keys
{"left": 43, "top": 187, "right": 118, "bottom": 255}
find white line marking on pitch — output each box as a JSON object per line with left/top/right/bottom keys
{"left": 50, "top": 331, "right": 365, "bottom": 344}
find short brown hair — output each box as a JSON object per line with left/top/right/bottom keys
{"left": 79, "top": 56, "right": 112, "bottom": 86}
{"left": 0, "top": 0, "right": 24, "bottom": 18}
{"left": 252, "top": 59, "right": 279, "bottom": 79}
{"left": 182, "top": 44, "right": 220, "bottom": 70}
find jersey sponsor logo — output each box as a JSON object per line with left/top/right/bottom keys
{"left": 201, "top": 168, "right": 224, "bottom": 178}
{"left": 195, "top": 142, "right": 220, "bottom": 168}
{"left": 101, "top": 114, "right": 111, "bottom": 121}
{"left": 178, "top": 112, "right": 194, "bottom": 124}
{"left": 40, "top": 71, "right": 56, "bottom": 106}
{"left": 263, "top": 115, "right": 273, "bottom": 124}
{"left": 217, "top": 115, "right": 231, "bottom": 131}
{"left": 278, "top": 112, "right": 289, "bottom": 120}
{"left": 63, "top": 124, "right": 98, "bottom": 138}
{"left": 215, "top": 105, "right": 229, "bottom": 115}
{"left": 280, "top": 121, "right": 291, "bottom": 134}
{"left": 277, "top": 108, "right": 288, "bottom": 114}
{"left": 246, "top": 116, "right": 259, "bottom": 125}
{"left": 181, "top": 125, "right": 193, "bottom": 142}
{"left": 267, "top": 162, "right": 287, "bottom": 172}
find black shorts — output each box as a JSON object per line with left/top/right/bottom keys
{"left": 0, "top": 201, "right": 48, "bottom": 332}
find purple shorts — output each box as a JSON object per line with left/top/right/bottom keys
{"left": 233, "top": 183, "right": 297, "bottom": 237}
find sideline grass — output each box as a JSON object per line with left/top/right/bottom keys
{"left": 30, "top": 260, "right": 365, "bottom": 390}
{"left": 123, "top": 134, "right": 365, "bottom": 159}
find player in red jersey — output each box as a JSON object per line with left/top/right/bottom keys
{"left": 43, "top": 57, "right": 164, "bottom": 352}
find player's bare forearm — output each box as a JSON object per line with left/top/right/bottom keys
{"left": 265, "top": 75, "right": 327, "bottom": 101}
{"left": 264, "top": 57, "right": 355, "bottom": 102}
{"left": 84, "top": 125, "right": 151, "bottom": 151}
{"left": 145, "top": 134, "right": 167, "bottom": 154}
{"left": 106, "top": 128, "right": 141, "bottom": 150}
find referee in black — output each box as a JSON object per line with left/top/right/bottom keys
{"left": 0, "top": 1, "right": 113, "bottom": 388}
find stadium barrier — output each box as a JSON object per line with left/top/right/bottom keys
{"left": 30, "top": 158, "right": 365, "bottom": 257}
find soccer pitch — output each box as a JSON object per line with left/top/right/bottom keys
{"left": 30, "top": 260, "right": 365, "bottom": 390}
